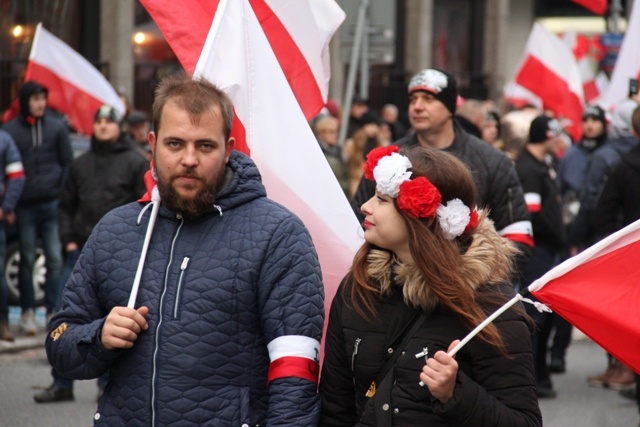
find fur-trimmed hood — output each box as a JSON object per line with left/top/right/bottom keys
{"left": 366, "top": 211, "right": 518, "bottom": 311}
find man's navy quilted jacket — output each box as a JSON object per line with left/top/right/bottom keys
{"left": 46, "top": 151, "right": 325, "bottom": 426}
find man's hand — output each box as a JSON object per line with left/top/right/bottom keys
{"left": 65, "top": 242, "right": 79, "bottom": 252}
{"left": 419, "top": 340, "right": 460, "bottom": 404}
{"left": 101, "top": 306, "right": 149, "bottom": 351}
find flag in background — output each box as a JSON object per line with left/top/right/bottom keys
{"left": 562, "top": 31, "right": 600, "bottom": 104}
{"left": 24, "top": 23, "right": 124, "bottom": 135}
{"left": 600, "top": 0, "right": 640, "bottom": 111}
{"left": 570, "top": 0, "right": 608, "bottom": 15}
{"left": 528, "top": 218, "right": 640, "bottom": 374}
{"left": 140, "top": 0, "right": 361, "bottom": 339}
{"left": 513, "top": 23, "right": 585, "bottom": 141}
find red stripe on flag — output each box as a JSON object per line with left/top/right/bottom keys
{"left": 25, "top": 62, "right": 104, "bottom": 135}
{"left": 516, "top": 56, "right": 584, "bottom": 141}
{"left": 268, "top": 356, "right": 319, "bottom": 384}
{"left": 583, "top": 80, "right": 599, "bottom": 103}
{"left": 532, "top": 239, "right": 640, "bottom": 373}
{"left": 248, "top": 0, "right": 325, "bottom": 120}
{"left": 570, "top": 0, "right": 607, "bottom": 15}
{"left": 139, "top": 0, "right": 218, "bottom": 74}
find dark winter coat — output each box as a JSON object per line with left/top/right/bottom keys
{"left": 515, "top": 149, "right": 567, "bottom": 251}
{"left": 319, "top": 215, "right": 541, "bottom": 426}
{"left": 594, "top": 141, "right": 640, "bottom": 239}
{"left": 0, "top": 130, "right": 25, "bottom": 212}
{"left": 2, "top": 81, "right": 72, "bottom": 204}
{"left": 46, "top": 151, "right": 324, "bottom": 426}
{"left": 58, "top": 134, "right": 148, "bottom": 248}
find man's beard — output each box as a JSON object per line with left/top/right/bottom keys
{"left": 157, "top": 166, "right": 226, "bottom": 220}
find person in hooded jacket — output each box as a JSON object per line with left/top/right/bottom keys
{"left": 320, "top": 145, "right": 541, "bottom": 426}
{"left": 2, "top": 81, "right": 72, "bottom": 335}
{"left": 45, "top": 75, "right": 324, "bottom": 426}
{"left": 34, "top": 104, "right": 148, "bottom": 403}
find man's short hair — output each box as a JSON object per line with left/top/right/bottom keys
{"left": 152, "top": 74, "right": 234, "bottom": 140}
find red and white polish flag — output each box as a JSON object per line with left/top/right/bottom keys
{"left": 600, "top": 0, "right": 640, "bottom": 111}
{"left": 513, "top": 23, "right": 585, "bottom": 141}
{"left": 140, "top": 0, "right": 361, "bottom": 363}
{"left": 23, "top": 23, "right": 125, "bottom": 135}
{"left": 528, "top": 218, "right": 640, "bottom": 374}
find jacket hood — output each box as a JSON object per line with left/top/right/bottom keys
{"left": 18, "top": 81, "right": 48, "bottom": 118}
{"left": 366, "top": 211, "right": 518, "bottom": 311}
{"left": 215, "top": 150, "right": 266, "bottom": 212}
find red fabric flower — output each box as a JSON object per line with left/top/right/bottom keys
{"left": 363, "top": 145, "right": 399, "bottom": 180}
{"left": 397, "top": 177, "right": 442, "bottom": 218}
{"left": 464, "top": 210, "right": 479, "bottom": 233}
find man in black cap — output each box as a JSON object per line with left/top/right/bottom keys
{"left": 2, "top": 81, "right": 72, "bottom": 336}
{"left": 352, "top": 68, "right": 533, "bottom": 265}
{"left": 126, "top": 110, "right": 152, "bottom": 160}
{"left": 516, "top": 115, "right": 568, "bottom": 399}
{"left": 553, "top": 105, "right": 608, "bottom": 374}
{"left": 34, "top": 104, "right": 148, "bottom": 403}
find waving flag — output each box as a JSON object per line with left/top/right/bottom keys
{"left": 450, "top": 218, "right": 640, "bottom": 374}
{"left": 24, "top": 23, "right": 124, "bottom": 135}
{"left": 513, "top": 23, "right": 585, "bottom": 141}
{"left": 140, "top": 0, "right": 361, "bottom": 342}
{"left": 570, "top": 0, "right": 607, "bottom": 15}
{"left": 600, "top": 0, "right": 640, "bottom": 111}
{"left": 528, "top": 219, "right": 640, "bottom": 373}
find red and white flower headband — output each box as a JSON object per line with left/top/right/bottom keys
{"left": 363, "top": 145, "right": 478, "bottom": 240}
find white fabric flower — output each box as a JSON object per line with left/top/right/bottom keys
{"left": 436, "top": 198, "right": 471, "bottom": 240}
{"left": 374, "top": 153, "right": 412, "bottom": 197}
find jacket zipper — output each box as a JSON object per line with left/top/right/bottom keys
{"left": 352, "top": 338, "right": 361, "bottom": 385}
{"left": 151, "top": 214, "right": 184, "bottom": 427}
{"left": 173, "top": 257, "right": 190, "bottom": 319}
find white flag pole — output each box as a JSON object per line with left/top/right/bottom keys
{"left": 127, "top": 201, "right": 160, "bottom": 308}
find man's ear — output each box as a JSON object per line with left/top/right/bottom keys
{"left": 225, "top": 137, "right": 236, "bottom": 162}
{"left": 149, "top": 131, "right": 157, "bottom": 153}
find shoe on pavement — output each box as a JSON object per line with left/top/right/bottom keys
{"left": 619, "top": 387, "right": 637, "bottom": 401}
{"left": 0, "top": 322, "right": 15, "bottom": 342}
{"left": 20, "top": 309, "right": 37, "bottom": 336}
{"left": 34, "top": 385, "right": 74, "bottom": 403}
{"left": 549, "top": 358, "right": 566, "bottom": 374}
{"left": 608, "top": 364, "right": 636, "bottom": 390}
{"left": 536, "top": 383, "right": 557, "bottom": 399}
{"left": 587, "top": 364, "right": 618, "bottom": 388}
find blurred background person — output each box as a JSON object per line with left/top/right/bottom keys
{"left": 312, "top": 115, "right": 349, "bottom": 197}
{"left": 344, "top": 112, "right": 387, "bottom": 199}
{"left": 126, "top": 110, "right": 152, "bottom": 160}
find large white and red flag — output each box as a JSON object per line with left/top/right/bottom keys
{"left": 139, "top": 0, "right": 361, "bottom": 334}
{"left": 570, "top": 0, "right": 607, "bottom": 15}
{"left": 513, "top": 23, "right": 585, "bottom": 141}
{"left": 23, "top": 23, "right": 124, "bottom": 135}
{"left": 600, "top": 0, "right": 640, "bottom": 111}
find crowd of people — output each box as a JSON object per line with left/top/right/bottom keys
{"left": 309, "top": 68, "right": 640, "bottom": 410}
{"left": 0, "top": 65, "right": 637, "bottom": 425}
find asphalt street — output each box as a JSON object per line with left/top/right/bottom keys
{"left": 0, "top": 316, "right": 637, "bottom": 426}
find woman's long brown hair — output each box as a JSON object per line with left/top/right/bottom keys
{"left": 349, "top": 146, "right": 510, "bottom": 352}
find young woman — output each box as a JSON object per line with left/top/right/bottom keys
{"left": 319, "top": 146, "right": 542, "bottom": 426}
